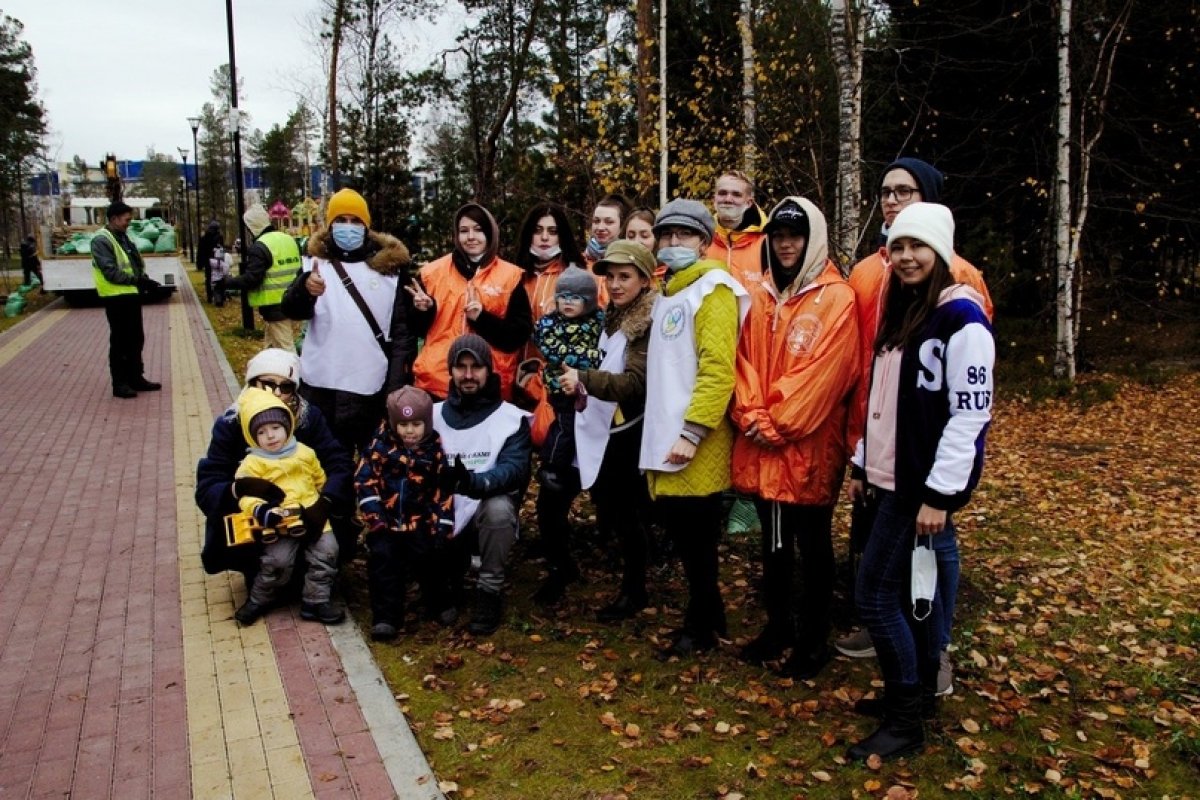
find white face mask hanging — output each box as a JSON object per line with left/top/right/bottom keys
{"left": 910, "top": 534, "right": 938, "bottom": 621}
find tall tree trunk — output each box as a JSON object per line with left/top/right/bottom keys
{"left": 657, "top": 0, "right": 668, "bottom": 207}
{"left": 326, "top": 0, "right": 348, "bottom": 187}
{"left": 829, "top": 0, "right": 865, "bottom": 270}
{"left": 477, "top": 0, "right": 544, "bottom": 205}
{"left": 738, "top": 0, "right": 756, "bottom": 175}
{"left": 635, "top": 0, "right": 655, "bottom": 190}
{"left": 1053, "top": 0, "right": 1075, "bottom": 380}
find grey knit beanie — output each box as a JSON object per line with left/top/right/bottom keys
{"left": 554, "top": 265, "right": 598, "bottom": 313}
{"left": 652, "top": 199, "right": 716, "bottom": 243}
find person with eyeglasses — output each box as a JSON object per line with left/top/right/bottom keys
{"left": 196, "top": 349, "right": 354, "bottom": 596}
{"left": 838, "top": 158, "right": 995, "bottom": 698}
{"left": 641, "top": 199, "right": 750, "bottom": 658}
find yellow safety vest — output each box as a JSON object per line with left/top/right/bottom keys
{"left": 248, "top": 231, "right": 303, "bottom": 308}
{"left": 91, "top": 228, "right": 138, "bottom": 297}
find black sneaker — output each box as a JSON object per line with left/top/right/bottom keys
{"left": 130, "top": 377, "right": 162, "bottom": 391}
{"left": 235, "top": 600, "right": 267, "bottom": 626}
{"left": 300, "top": 601, "right": 346, "bottom": 625}
{"left": 113, "top": 384, "right": 137, "bottom": 399}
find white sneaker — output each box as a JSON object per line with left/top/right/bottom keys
{"left": 936, "top": 649, "right": 954, "bottom": 696}
{"left": 834, "top": 628, "right": 876, "bottom": 658}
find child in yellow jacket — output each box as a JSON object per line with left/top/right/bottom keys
{"left": 233, "top": 387, "right": 344, "bottom": 626}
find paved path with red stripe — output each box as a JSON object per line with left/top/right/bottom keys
{"left": 0, "top": 279, "right": 440, "bottom": 799}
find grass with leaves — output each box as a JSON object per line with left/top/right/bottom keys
{"left": 192, "top": 272, "right": 1200, "bottom": 798}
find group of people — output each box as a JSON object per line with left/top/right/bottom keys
{"left": 190, "top": 157, "right": 994, "bottom": 762}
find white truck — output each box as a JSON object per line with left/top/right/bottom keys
{"left": 42, "top": 251, "right": 180, "bottom": 305}
{"left": 41, "top": 200, "right": 181, "bottom": 304}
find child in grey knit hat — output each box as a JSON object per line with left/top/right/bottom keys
{"left": 531, "top": 264, "right": 605, "bottom": 492}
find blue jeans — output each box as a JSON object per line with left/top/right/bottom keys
{"left": 855, "top": 490, "right": 943, "bottom": 686}
{"left": 933, "top": 522, "right": 959, "bottom": 651}
{"left": 851, "top": 489, "right": 960, "bottom": 653}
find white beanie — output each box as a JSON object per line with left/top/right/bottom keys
{"left": 245, "top": 348, "right": 300, "bottom": 384}
{"left": 887, "top": 202, "right": 955, "bottom": 268}
{"left": 243, "top": 204, "right": 271, "bottom": 237}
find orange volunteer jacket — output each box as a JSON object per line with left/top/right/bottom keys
{"left": 414, "top": 253, "right": 525, "bottom": 400}
{"left": 732, "top": 199, "right": 860, "bottom": 506}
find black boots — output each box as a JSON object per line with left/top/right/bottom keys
{"left": 779, "top": 643, "right": 831, "bottom": 680}
{"left": 469, "top": 588, "right": 504, "bottom": 636}
{"left": 596, "top": 591, "right": 648, "bottom": 623}
{"left": 738, "top": 623, "right": 795, "bottom": 664}
{"left": 847, "top": 682, "right": 925, "bottom": 761}
{"left": 531, "top": 562, "right": 579, "bottom": 607}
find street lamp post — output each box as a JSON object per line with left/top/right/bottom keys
{"left": 187, "top": 116, "right": 205, "bottom": 292}
{"left": 225, "top": 0, "right": 254, "bottom": 331}
{"left": 177, "top": 148, "right": 194, "bottom": 262}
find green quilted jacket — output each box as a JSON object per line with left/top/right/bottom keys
{"left": 646, "top": 261, "right": 740, "bottom": 499}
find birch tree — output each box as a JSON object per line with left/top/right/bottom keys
{"left": 738, "top": 0, "right": 756, "bottom": 175}
{"left": 828, "top": 0, "right": 866, "bottom": 269}
{"left": 1053, "top": 0, "right": 1074, "bottom": 379}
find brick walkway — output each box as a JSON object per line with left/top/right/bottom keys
{"left": 0, "top": 280, "right": 440, "bottom": 799}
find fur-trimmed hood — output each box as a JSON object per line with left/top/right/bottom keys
{"left": 604, "top": 285, "right": 657, "bottom": 340}
{"left": 306, "top": 229, "right": 412, "bottom": 276}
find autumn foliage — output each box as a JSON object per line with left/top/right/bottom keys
{"left": 342, "top": 371, "right": 1200, "bottom": 798}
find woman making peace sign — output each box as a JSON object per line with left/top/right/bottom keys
{"left": 409, "top": 203, "right": 533, "bottom": 400}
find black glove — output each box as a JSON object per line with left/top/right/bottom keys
{"left": 138, "top": 274, "right": 162, "bottom": 292}
{"left": 300, "top": 495, "right": 332, "bottom": 537}
{"left": 233, "top": 477, "right": 286, "bottom": 507}
{"left": 439, "top": 456, "right": 470, "bottom": 496}
{"left": 253, "top": 503, "right": 285, "bottom": 528}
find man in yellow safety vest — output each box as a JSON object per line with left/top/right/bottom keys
{"left": 221, "top": 204, "right": 302, "bottom": 352}
{"left": 91, "top": 201, "right": 162, "bottom": 398}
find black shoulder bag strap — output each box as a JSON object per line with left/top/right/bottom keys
{"left": 327, "top": 259, "right": 390, "bottom": 356}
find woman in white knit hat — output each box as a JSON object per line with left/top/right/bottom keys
{"left": 845, "top": 203, "right": 994, "bottom": 762}
{"left": 196, "top": 349, "right": 354, "bottom": 595}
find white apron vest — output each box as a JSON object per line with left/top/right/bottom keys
{"left": 574, "top": 329, "right": 628, "bottom": 490}
{"left": 433, "top": 401, "right": 530, "bottom": 535}
{"left": 639, "top": 269, "right": 749, "bottom": 473}
{"left": 300, "top": 257, "right": 399, "bottom": 395}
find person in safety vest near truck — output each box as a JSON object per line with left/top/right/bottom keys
{"left": 91, "top": 200, "right": 162, "bottom": 399}
{"left": 222, "top": 204, "right": 302, "bottom": 352}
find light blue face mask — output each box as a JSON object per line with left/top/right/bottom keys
{"left": 657, "top": 245, "right": 699, "bottom": 273}
{"left": 331, "top": 221, "right": 366, "bottom": 251}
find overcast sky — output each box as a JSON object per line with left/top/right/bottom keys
{"left": 6, "top": 0, "right": 462, "bottom": 167}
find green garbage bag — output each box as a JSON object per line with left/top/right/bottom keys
{"left": 725, "top": 496, "right": 761, "bottom": 535}
{"left": 5, "top": 294, "right": 25, "bottom": 318}
{"left": 154, "top": 232, "right": 177, "bottom": 252}
{"left": 58, "top": 241, "right": 77, "bottom": 254}
{"left": 140, "top": 226, "right": 161, "bottom": 243}
{"left": 130, "top": 235, "right": 154, "bottom": 253}
{"left": 75, "top": 237, "right": 92, "bottom": 254}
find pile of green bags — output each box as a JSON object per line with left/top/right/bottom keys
{"left": 56, "top": 218, "right": 179, "bottom": 255}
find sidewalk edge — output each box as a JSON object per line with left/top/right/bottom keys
{"left": 183, "top": 272, "right": 445, "bottom": 800}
